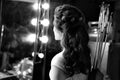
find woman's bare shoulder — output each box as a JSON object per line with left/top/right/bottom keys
{"left": 51, "top": 52, "right": 65, "bottom": 71}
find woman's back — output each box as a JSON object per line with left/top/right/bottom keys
{"left": 50, "top": 52, "right": 88, "bottom": 80}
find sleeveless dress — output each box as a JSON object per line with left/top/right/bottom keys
{"left": 50, "top": 52, "right": 88, "bottom": 80}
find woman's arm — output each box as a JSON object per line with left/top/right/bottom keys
{"left": 49, "top": 65, "right": 68, "bottom": 80}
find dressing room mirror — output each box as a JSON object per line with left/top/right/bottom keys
{"left": 0, "top": 0, "right": 38, "bottom": 79}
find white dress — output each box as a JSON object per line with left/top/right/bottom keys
{"left": 50, "top": 52, "right": 88, "bottom": 80}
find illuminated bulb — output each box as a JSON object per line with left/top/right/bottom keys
{"left": 38, "top": 53, "right": 44, "bottom": 58}
{"left": 21, "top": 60, "right": 24, "bottom": 64}
{"left": 13, "top": 65, "right": 17, "bottom": 69}
{"left": 17, "top": 71, "right": 21, "bottom": 75}
{"left": 42, "top": 3, "right": 50, "bottom": 10}
{"left": 28, "top": 68, "right": 32, "bottom": 73}
{"left": 32, "top": 3, "right": 40, "bottom": 10}
{"left": 2, "top": 25, "right": 4, "bottom": 32}
{"left": 93, "top": 29, "right": 98, "bottom": 34}
{"left": 93, "top": 28, "right": 97, "bottom": 32}
{"left": 17, "top": 64, "right": 21, "bottom": 67}
{"left": 26, "top": 33, "right": 36, "bottom": 43}
{"left": 91, "top": 21, "right": 98, "bottom": 25}
{"left": 40, "top": 19, "right": 50, "bottom": 27}
{"left": 23, "top": 71, "right": 27, "bottom": 76}
{"left": 31, "top": 18, "right": 37, "bottom": 26}
{"left": 39, "top": 36, "right": 48, "bottom": 43}
{"left": 32, "top": 52, "right": 35, "bottom": 57}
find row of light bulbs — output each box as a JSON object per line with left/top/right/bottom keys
{"left": 30, "top": 2, "right": 50, "bottom": 44}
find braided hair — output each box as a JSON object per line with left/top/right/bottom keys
{"left": 54, "top": 4, "right": 91, "bottom": 76}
